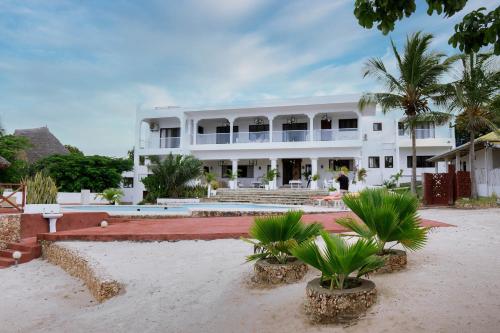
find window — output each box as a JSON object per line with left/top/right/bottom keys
{"left": 406, "top": 156, "right": 435, "bottom": 168}
{"left": 328, "top": 159, "right": 351, "bottom": 170}
{"left": 384, "top": 156, "right": 393, "bottom": 168}
{"left": 373, "top": 123, "right": 382, "bottom": 131}
{"left": 122, "top": 177, "right": 133, "bottom": 188}
{"left": 221, "top": 165, "right": 253, "bottom": 178}
{"left": 368, "top": 156, "right": 380, "bottom": 168}
{"left": 338, "top": 118, "right": 358, "bottom": 130}
{"left": 139, "top": 156, "right": 145, "bottom": 166}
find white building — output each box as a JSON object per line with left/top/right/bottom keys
{"left": 126, "top": 94, "right": 455, "bottom": 203}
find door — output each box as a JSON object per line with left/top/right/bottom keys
{"left": 248, "top": 124, "right": 269, "bottom": 142}
{"left": 215, "top": 126, "right": 238, "bottom": 144}
{"left": 282, "top": 159, "right": 302, "bottom": 185}
{"left": 160, "top": 127, "right": 180, "bottom": 148}
{"left": 282, "top": 123, "right": 307, "bottom": 141}
{"left": 320, "top": 119, "right": 332, "bottom": 141}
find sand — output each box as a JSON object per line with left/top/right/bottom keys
{"left": 1, "top": 208, "right": 499, "bottom": 333}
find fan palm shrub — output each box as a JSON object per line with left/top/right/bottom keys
{"left": 142, "top": 153, "right": 203, "bottom": 200}
{"left": 97, "top": 188, "right": 124, "bottom": 205}
{"left": 337, "top": 188, "right": 427, "bottom": 254}
{"left": 359, "top": 31, "right": 455, "bottom": 194}
{"left": 243, "top": 210, "right": 323, "bottom": 264}
{"left": 292, "top": 231, "right": 384, "bottom": 290}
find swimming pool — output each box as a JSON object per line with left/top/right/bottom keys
{"left": 62, "top": 203, "right": 293, "bottom": 215}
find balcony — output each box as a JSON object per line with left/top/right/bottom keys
{"left": 398, "top": 128, "right": 454, "bottom": 147}
{"left": 233, "top": 131, "right": 270, "bottom": 143}
{"left": 398, "top": 128, "right": 436, "bottom": 139}
{"left": 272, "top": 130, "right": 309, "bottom": 142}
{"left": 314, "top": 129, "right": 359, "bottom": 141}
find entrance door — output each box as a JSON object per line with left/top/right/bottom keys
{"left": 282, "top": 159, "right": 302, "bottom": 185}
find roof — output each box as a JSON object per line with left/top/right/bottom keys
{"left": 428, "top": 131, "right": 500, "bottom": 162}
{"left": 0, "top": 155, "right": 10, "bottom": 169}
{"left": 14, "top": 127, "right": 69, "bottom": 163}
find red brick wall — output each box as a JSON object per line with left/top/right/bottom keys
{"left": 21, "top": 212, "right": 109, "bottom": 239}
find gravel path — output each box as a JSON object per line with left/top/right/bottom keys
{"left": 1, "top": 208, "right": 499, "bottom": 333}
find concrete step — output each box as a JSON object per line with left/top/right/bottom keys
{"left": 0, "top": 237, "right": 42, "bottom": 269}
{"left": 0, "top": 249, "right": 34, "bottom": 263}
{"left": 0, "top": 257, "right": 15, "bottom": 268}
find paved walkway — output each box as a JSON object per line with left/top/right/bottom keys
{"left": 38, "top": 212, "right": 452, "bottom": 242}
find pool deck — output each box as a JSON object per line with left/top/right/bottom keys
{"left": 38, "top": 212, "right": 452, "bottom": 242}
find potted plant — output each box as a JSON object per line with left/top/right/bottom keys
{"left": 204, "top": 172, "right": 216, "bottom": 197}
{"left": 357, "top": 167, "right": 367, "bottom": 183}
{"left": 337, "top": 188, "right": 428, "bottom": 273}
{"left": 328, "top": 186, "right": 337, "bottom": 196}
{"left": 96, "top": 188, "right": 124, "bottom": 205}
{"left": 227, "top": 170, "right": 238, "bottom": 189}
{"left": 263, "top": 168, "right": 278, "bottom": 190}
{"left": 24, "top": 172, "right": 59, "bottom": 213}
{"left": 291, "top": 231, "right": 384, "bottom": 323}
{"left": 243, "top": 210, "right": 323, "bottom": 285}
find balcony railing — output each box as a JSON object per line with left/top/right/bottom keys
{"left": 313, "top": 129, "right": 359, "bottom": 141}
{"left": 272, "top": 130, "right": 309, "bottom": 142}
{"left": 160, "top": 137, "right": 180, "bottom": 148}
{"left": 398, "top": 128, "right": 436, "bottom": 139}
{"left": 196, "top": 133, "right": 230, "bottom": 145}
{"left": 233, "top": 131, "right": 270, "bottom": 143}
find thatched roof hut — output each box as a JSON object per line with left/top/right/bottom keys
{"left": 14, "top": 127, "right": 69, "bottom": 163}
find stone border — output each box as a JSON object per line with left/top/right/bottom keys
{"left": 252, "top": 258, "right": 308, "bottom": 285}
{"left": 375, "top": 249, "right": 407, "bottom": 274}
{"left": 41, "top": 241, "right": 122, "bottom": 302}
{"left": 305, "top": 277, "right": 377, "bottom": 324}
{"left": 0, "top": 214, "right": 21, "bottom": 250}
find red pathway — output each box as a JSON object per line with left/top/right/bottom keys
{"left": 38, "top": 212, "right": 452, "bottom": 242}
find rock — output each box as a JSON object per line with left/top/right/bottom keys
{"left": 252, "top": 258, "right": 308, "bottom": 285}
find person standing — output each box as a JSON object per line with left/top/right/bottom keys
{"left": 337, "top": 171, "right": 349, "bottom": 193}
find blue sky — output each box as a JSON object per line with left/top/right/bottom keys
{"left": 0, "top": 0, "right": 493, "bottom": 156}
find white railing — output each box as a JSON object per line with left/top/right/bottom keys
{"left": 313, "top": 129, "right": 359, "bottom": 141}
{"left": 159, "top": 137, "right": 180, "bottom": 148}
{"left": 196, "top": 133, "right": 230, "bottom": 145}
{"left": 272, "top": 130, "right": 309, "bottom": 142}
{"left": 399, "top": 128, "right": 436, "bottom": 139}
{"left": 233, "top": 131, "right": 270, "bottom": 143}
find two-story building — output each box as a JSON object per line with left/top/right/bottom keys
{"left": 126, "top": 94, "right": 455, "bottom": 203}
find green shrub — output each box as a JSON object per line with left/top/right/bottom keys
{"left": 242, "top": 210, "right": 323, "bottom": 264}
{"left": 25, "top": 172, "right": 58, "bottom": 204}
{"left": 97, "top": 188, "right": 124, "bottom": 204}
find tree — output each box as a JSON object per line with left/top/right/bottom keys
{"left": 0, "top": 135, "right": 31, "bottom": 182}
{"left": 359, "top": 32, "right": 455, "bottom": 194}
{"left": 64, "top": 144, "right": 84, "bottom": 155}
{"left": 440, "top": 52, "right": 500, "bottom": 198}
{"left": 353, "top": 1, "right": 500, "bottom": 55}
{"left": 142, "top": 153, "right": 203, "bottom": 200}
{"left": 31, "top": 154, "right": 133, "bottom": 192}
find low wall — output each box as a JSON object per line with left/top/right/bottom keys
{"left": 42, "top": 241, "right": 122, "bottom": 302}
{"left": 21, "top": 212, "right": 109, "bottom": 239}
{"left": 0, "top": 214, "right": 21, "bottom": 249}
{"left": 1, "top": 191, "right": 109, "bottom": 206}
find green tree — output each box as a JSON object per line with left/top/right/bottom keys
{"left": 353, "top": 2, "right": 499, "bottom": 54}
{"left": 31, "top": 154, "right": 132, "bottom": 192}
{"left": 440, "top": 53, "right": 500, "bottom": 198}
{"left": 359, "top": 32, "right": 455, "bottom": 194}
{"left": 64, "top": 144, "right": 84, "bottom": 155}
{"left": 142, "top": 153, "right": 203, "bottom": 200}
{"left": 0, "top": 135, "right": 31, "bottom": 182}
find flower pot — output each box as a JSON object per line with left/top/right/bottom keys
{"left": 229, "top": 180, "right": 237, "bottom": 189}
{"left": 375, "top": 249, "right": 407, "bottom": 273}
{"left": 253, "top": 258, "right": 308, "bottom": 285}
{"left": 305, "top": 277, "right": 377, "bottom": 323}
{"left": 264, "top": 184, "right": 270, "bottom": 190}
{"left": 24, "top": 204, "right": 61, "bottom": 214}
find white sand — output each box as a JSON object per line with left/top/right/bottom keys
{"left": 1, "top": 208, "right": 499, "bottom": 333}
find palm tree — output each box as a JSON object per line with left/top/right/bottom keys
{"left": 142, "top": 153, "right": 203, "bottom": 200}
{"left": 440, "top": 53, "right": 499, "bottom": 199}
{"left": 359, "top": 31, "right": 455, "bottom": 194}
{"left": 337, "top": 188, "right": 428, "bottom": 254}
{"left": 243, "top": 210, "right": 323, "bottom": 264}
{"left": 291, "top": 231, "right": 384, "bottom": 290}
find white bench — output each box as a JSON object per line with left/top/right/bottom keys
{"left": 289, "top": 180, "right": 302, "bottom": 188}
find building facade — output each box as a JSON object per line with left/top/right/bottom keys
{"left": 127, "top": 95, "right": 455, "bottom": 203}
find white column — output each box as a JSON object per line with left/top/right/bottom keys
{"left": 231, "top": 159, "right": 238, "bottom": 189}
{"left": 311, "top": 158, "right": 318, "bottom": 190}
{"left": 308, "top": 114, "right": 315, "bottom": 141}
{"left": 229, "top": 119, "right": 234, "bottom": 144}
{"left": 485, "top": 147, "right": 490, "bottom": 196}
{"left": 444, "top": 158, "right": 449, "bottom": 173}
{"left": 179, "top": 115, "right": 185, "bottom": 149}
{"left": 435, "top": 161, "right": 439, "bottom": 173}
{"left": 269, "top": 116, "right": 274, "bottom": 142}
{"left": 133, "top": 117, "right": 142, "bottom": 204}
{"left": 193, "top": 119, "right": 198, "bottom": 145}
{"left": 270, "top": 158, "right": 277, "bottom": 189}
{"left": 455, "top": 152, "right": 460, "bottom": 171}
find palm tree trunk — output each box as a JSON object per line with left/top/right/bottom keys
{"left": 411, "top": 125, "right": 417, "bottom": 195}
{"left": 469, "top": 130, "right": 478, "bottom": 199}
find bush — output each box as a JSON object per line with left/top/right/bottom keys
{"left": 25, "top": 172, "right": 58, "bottom": 204}
{"left": 96, "top": 188, "right": 124, "bottom": 205}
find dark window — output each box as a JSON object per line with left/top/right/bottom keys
{"left": 407, "top": 156, "right": 435, "bottom": 168}
{"left": 139, "top": 156, "right": 145, "bottom": 166}
{"left": 373, "top": 123, "right": 382, "bottom": 131}
{"left": 328, "top": 159, "right": 351, "bottom": 170}
{"left": 369, "top": 156, "right": 380, "bottom": 168}
{"left": 203, "top": 166, "right": 210, "bottom": 174}
{"left": 339, "top": 118, "right": 358, "bottom": 130}
{"left": 384, "top": 156, "right": 393, "bottom": 168}
{"left": 122, "top": 177, "right": 133, "bottom": 188}
{"left": 221, "top": 165, "right": 253, "bottom": 178}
